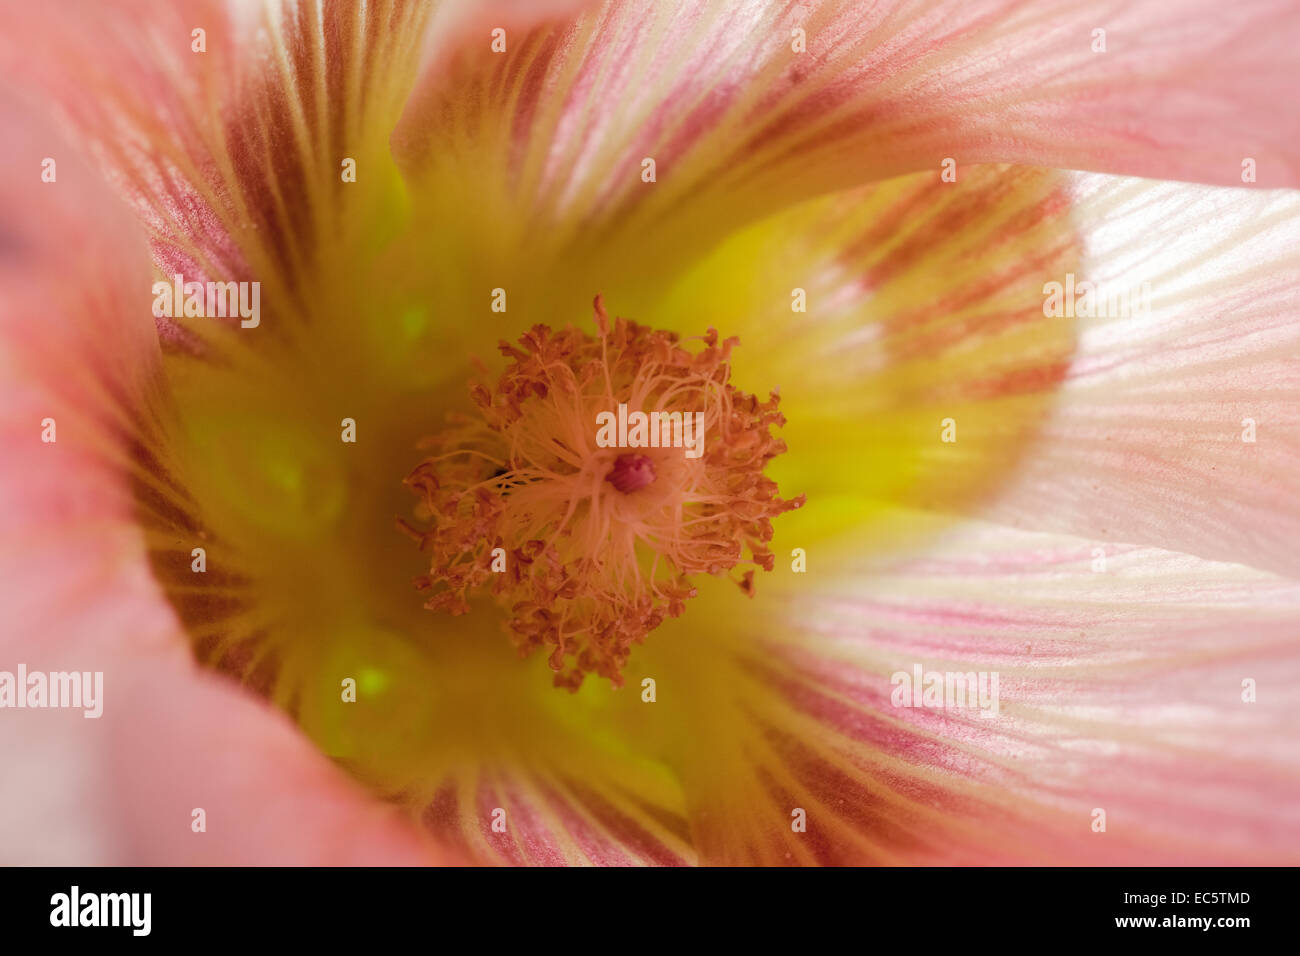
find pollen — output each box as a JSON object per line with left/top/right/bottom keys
{"left": 401, "top": 297, "right": 804, "bottom": 691}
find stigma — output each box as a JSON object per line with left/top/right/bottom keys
{"left": 401, "top": 297, "right": 803, "bottom": 691}
{"left": 606, "top": 453, "right": 656, "bottom": 493}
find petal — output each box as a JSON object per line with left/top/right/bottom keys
{"left": 276, "top": 605, "right": 700, "bottom": 865}
{"left": 979, "top": 175, "right": 1300, "bottom": 576}
{"left": 650, "top": 163, "right": 1081, "bottom": 552}
{"left": 0, "top": 0, "right": 614, "bottom": 383}
{"left": 656, "top": 168, "right": 1300, "bottom": 578}
{"left": 0, "top": 98, "right": 452, "bottom": 865}
{"left": 393, "top": 0, "right": 1300, "bottom": 295}
{"left": 0, "top": 0, "right": 433, "bottom": 366}
{"left": 648, "top": 516, "right": 1300, "bottom": 864}
{"left": 412, "top": 767, "right": 695, "bottom": 865}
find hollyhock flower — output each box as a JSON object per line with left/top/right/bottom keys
{"left": 1, "top": 0, "right": 1298, "bottom": 865}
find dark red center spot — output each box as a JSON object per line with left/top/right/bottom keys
{"left": 605, "top": 453, "right": 656, "bottom": 493}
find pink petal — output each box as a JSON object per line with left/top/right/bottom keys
{"left": 651, "top": 165, "right": 1300, "bottom": 579}
{"left": 706, "top": 519, "right": 1300, "bottom": 864}
{"left": 980, "top": 175, "right": 1300, "bottom": 576}
{"left": 394, "top": 0, "right": 1299, "bottom": 261}
{"left": 0, "top": 98, "right": 456, "bottom": 865}
{"left": 417, "top": 768, "right": 694, "bottom": 865}
{"left": 0, "top": 0, "right": 434, "bottom": 353}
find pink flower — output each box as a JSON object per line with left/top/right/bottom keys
{"left": 1, "top": 0, "right": 1297, "bottom": 865}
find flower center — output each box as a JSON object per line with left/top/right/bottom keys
{"left": 606, "top": 453, "right": 656, "bottom": 493}
{"left": 400, "top": 297, "right": 803, "bottom": 690}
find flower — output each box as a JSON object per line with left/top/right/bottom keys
{"left": 1, "top": 0, "right": 1298, "bottom": 865}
